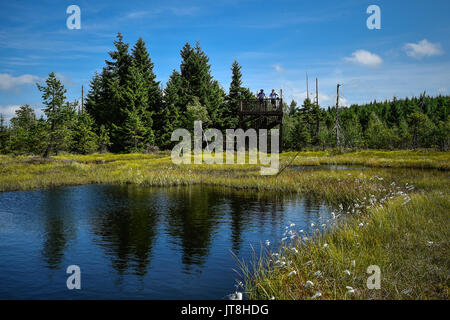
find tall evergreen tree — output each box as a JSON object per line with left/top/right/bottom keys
{"left": 85, "top": 71, "right": 110, "bottom": 129}
{"left": 224, "top": 60, "right": 254, "bottom": 129}
{"left": 131, "top": 37, "right": 162, "bottom": 114}
{"left": 178, "top": 42, "right": 225, "bottom": 128}
{"left": 225, "top": 60, "right": 243, "bottom": 128}
{"left": 37, "top": 72, "right": 73, "bottom": 157}
{"left": 0, "top": 114, "right": 9, "bottom": 154}
{"left": 157, "top": 70, "right": 183, "bottom": 149}
{"left": 114, "top": 62, "right": 155, "bottom": 148}
{"left": 106, "top": 32, "right": 132, "bottom": 86}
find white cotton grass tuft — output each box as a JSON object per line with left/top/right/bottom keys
{"left": 311, "top": 292, "right": 322, "bottom": 299}
{"left": 304, "top": 280, "right": 314, "bottom": 288}
{"left": 313, "top": 270, "right": 322, "bottom": 277}
{"left": 228, "top": 292, "right": 243, "bottom": 300}
{"left": 346, "top": 286, "right": 356, "bottom": 294}
{"left": 288, "top": 270, "right": 297, "bottom": 276}
{"left": 322, "top": 243, "right": 329, "bottom": 249}
{"left": 343, "top": 269, "right": 351, "bottom": 276}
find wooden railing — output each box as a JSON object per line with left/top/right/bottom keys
{"left": 239, "top": 98, "right": 283, "bottom": 115}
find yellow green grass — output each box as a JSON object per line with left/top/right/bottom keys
{"left": 0, "top": 151, "right": 448, "bottom": 196}
{"left": 285, "top": 150, "right": 450, "bottom": 170}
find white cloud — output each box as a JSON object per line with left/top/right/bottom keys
{"left": 289, "top": 91, "right": 346, "bottom": 106}
{"left": 0, "top": 104, "right": 44, "bottom": 122}
{"left": 404, "top": 39, "right": 444, "bottom": 59}
{"left": 345, "top": 50, "right": 383, "bottom": 67}
{"left": 0, "top": 105, "right": 21, "bottom": 120}
{"left": 54, "top": 73, "right": 74, "bottom": 87}
{"left": 273, "top": 63, "right": 285, "bottom": 73}
{"left": 0, "top": 73, "right": 41, "bottom": 91}
{"left": 125, "top": 7, "right": 200, "bottom": 19}
{"left": 126, "top": 11, "right": 151, "bottom": 19}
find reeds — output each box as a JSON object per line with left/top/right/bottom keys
{"left": 243, "top": 192, "right": 449, "bottom": 300}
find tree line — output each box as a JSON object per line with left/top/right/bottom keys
{"left": 0, "top": 33, "right": 448, "bottom": 155}
{"left": 283, "top": 93, "right": 449, "bottom": 151}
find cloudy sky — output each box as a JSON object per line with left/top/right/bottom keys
{"left": 1, "top": 0, "right": 449, "bottom": 120}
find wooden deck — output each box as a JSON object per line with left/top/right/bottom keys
{"left": 239, "top": 98, "right": 283, "bottom": 115}
{"left": 238, "top": 98, "right": 284, "bottom": 152}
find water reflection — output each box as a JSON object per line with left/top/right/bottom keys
{"left": 89, "top": 187, "right": 161, "bottom": 276}
{"left": 0, "top": 185, "right": 331, "bottom": 299}
{"left": 41, "top": 189, "right": 77, "bottom": 269}
{"left": 165, "top": 187, "right": 223, "bottom": 269}
{"left": 291, "top": 165, "right": 367, "bottom": 171}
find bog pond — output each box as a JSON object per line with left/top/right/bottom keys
{"left": 0, "top": 184, "right": 333, "bottom": 299}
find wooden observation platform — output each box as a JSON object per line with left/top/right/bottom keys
{"left": 238, "top": 90, "right": 284, "bottom": 152}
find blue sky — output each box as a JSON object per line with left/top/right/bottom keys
{"left": 1, "top": 0, "right": 449, "bottom": 120}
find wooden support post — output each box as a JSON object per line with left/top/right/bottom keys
{"left": 279, "top": 116, "right": 283, "bottom": 154}
{"left": 279, "top": 89, "right": 283, "bottom": 153}
{"left": 306, "top": 73, "right": 309, "bottom": 100}
{"left": 315, "top": 78, "right": 319, "bottom": 106}
{"left": 81, "top": 85, "right": 84, "bottom": 113}
{"left": 336, "top": 84, "right": 341, "bottom": 153}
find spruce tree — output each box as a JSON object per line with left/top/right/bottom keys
{"left": 224, "top": 60, "right": 253, "bottom": 129}
{"left": 37, "top": 72, "right": 70, "bottom": 157}
{"left": 122, "top": 107, "right": 148, "bottom": 153}
{"left": 119, "top": 62, "right": 155, "bottom": 147}
{"left": 97, "top": 124, "right": 112, "bottom": 153}
{"left": 178, "top": 42, "right": 225, "bottom": 128}
{"left": 85, "top": 71, "right": 110, "bottom": 128}
{"left": 71, "top": 113, "right": 98, "bottom": 154}
{"left": 106, "top": 33, "right": 132, "bottom": 86}
{"left": 157, "top": 70, "right": 182, "bottom": 149}
{"left": 92, "top": 32, "right": 133, "bottom": 151}
{"left": 9, "top": 104, "right": 37, "bottom": 154}
{"left": 365, "top": 112, "right": 391, "bottom": 149}
{"left": 131, "top": 37, "right": 162, "bottom": 115}
{"left": 225, "top": 60, "right": 243, "bottom": 128}
{"left": 0, "top": 114, "right": 10, "bottom": 154}
{"left": 288, "top": 100, "right": 297, "bottom": 116}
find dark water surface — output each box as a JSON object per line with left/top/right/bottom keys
{"left": 291, "top": 165, "right": 367, "bottom": 171}
{"left": 0, "top": 185, "right": 332, "bottom": 299}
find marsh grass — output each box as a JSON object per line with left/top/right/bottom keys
{"left": 0, "top": 151, "right": 448, "bottom": 203}
{"left": 242, "top": 192, "right": 449, "bottom": 300}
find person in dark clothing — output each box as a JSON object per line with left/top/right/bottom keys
{"left": 258, "top": 89, "right": 266, "bottom": 111}
{"left": 269, "top": 89, "right": 279, "bottom": 110}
